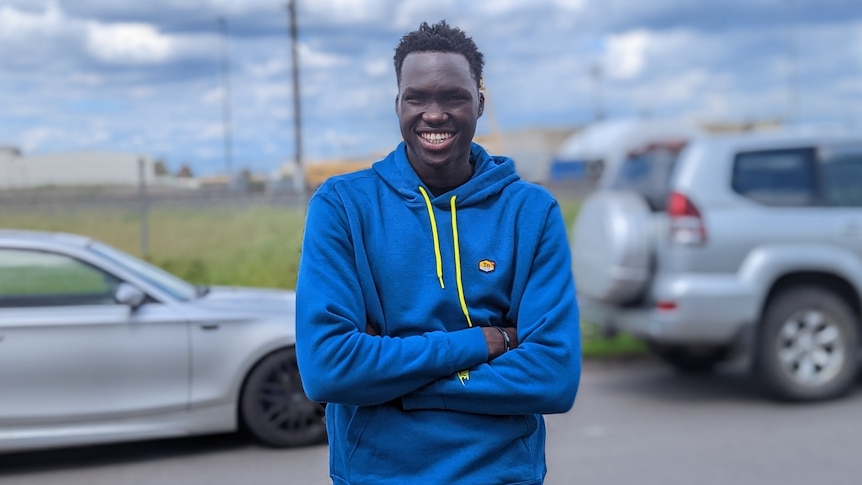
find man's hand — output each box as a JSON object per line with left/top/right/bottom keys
{"left": 367, "top": 322, "right": 517, "bottom": 361}
{"left": 481, "top": 326, "right": 518, "bottom": 360}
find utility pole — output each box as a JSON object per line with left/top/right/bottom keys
{"left": 218, "top": 16, "right": 234, "bottom": 182}
{"left": 783, "top": 0, "right": 798, "bottom": 125}
{"left": 137, "top": 157, "right": 150, "bottom": 258}
{"left": 287, "top": 0, "right": 305, "bottom": 194}
{"left": 590, "top": 63, "right": 605, "bottom": 122}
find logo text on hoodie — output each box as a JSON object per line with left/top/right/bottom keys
{"left": 478, "top": 260, "right": 496, "bottom": 273}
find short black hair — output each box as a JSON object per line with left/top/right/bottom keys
{"left": 393, "top": 20, "right": 485, "bottom": 89}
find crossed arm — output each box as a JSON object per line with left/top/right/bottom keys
{"left": 366, "top": 322, "right": 517, "bottom": 359}
{"left": 295, "top": 190, "right": 580, "bottom": 415}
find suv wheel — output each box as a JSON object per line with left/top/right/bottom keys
{"left": 757, "top": 286, "right": 859, "bottom": 401}
{"left": 651, "top": 344, "right": 727, "bottom": 374}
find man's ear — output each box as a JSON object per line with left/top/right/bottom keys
{"left": 394, "top": 94, "right": 399, "bottom": 113}
{"left": 478, "top": 91, "right": 485, "bottom": 118}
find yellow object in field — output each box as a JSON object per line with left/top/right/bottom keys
{"left": 304, "top": 160, "right": 373, "bottom": 189}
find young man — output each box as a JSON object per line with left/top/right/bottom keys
{"left": 296, "top": 20, "right": 581, "bottom": 485}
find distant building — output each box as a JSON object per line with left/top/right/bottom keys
{"left": 0, "top": 149, "right": 197, "bottom": 190}
{"left": 275, "top": 155, "right": 381, "bottom": 191}
{"left": 271, "top": 130, "right": 575, "bottom": 190}
{"left": 0, "top": 146, "right": 22, "bottom": 160}
{"left": 700, "top": 119, "right": 783, "bottom": 134}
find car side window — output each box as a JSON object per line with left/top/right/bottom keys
{"left": 0, "top": 249, "right": 122, "bottom": 308}
{"left": 820, "top": 149, "right": 862, "bottom": 207}
{"left": 732, "top": 148, "right": 817, "bottom": 206}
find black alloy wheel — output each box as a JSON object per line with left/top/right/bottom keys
{"left": 240, "top": 347, "right": 327, "bottom": 447}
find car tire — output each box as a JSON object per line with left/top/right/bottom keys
{"left": 756, "top": 286, "right": 859, "bottom": 402}
{"left": 240, "top": 347, "right": 327, "bottom": 447}
{"left": 651, "top": 344, "right": 727, "bottom": 374}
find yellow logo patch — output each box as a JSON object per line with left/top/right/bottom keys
{"left": 457, "top": 370, "right": 470, "bottom": 385}
{"left": 478, "top": 260, "right": 496, "bottom": 273}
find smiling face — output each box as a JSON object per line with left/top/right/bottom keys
{"left": 396, "top": 51, "right": 484, "bottom": 188}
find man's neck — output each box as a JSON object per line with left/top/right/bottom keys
{"left": 412, "top": 155, "right": 476, "bottom": 197}
{"left": 425, "top": 181, "right": 461, "bottom": 197}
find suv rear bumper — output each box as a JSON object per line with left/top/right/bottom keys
{"left": 579, "top": 273, "right": 760, "bottom": 345}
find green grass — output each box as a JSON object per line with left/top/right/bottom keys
{"left": 581, "top": 323, "right": 650, "bottom": 358}
{"left": 0, "top": 206, "right": 305, "bottom": 289}
{"left": 558, "top": 199, "right": 581, "bottom": 229}
{"left": 1, "top": 201, "right": 647, "bottom": 358}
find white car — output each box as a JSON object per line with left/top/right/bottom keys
{"left": 0, "top": 229, "right": 326, "bottom": 453}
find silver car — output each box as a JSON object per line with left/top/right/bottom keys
{"left": 571, "top": 128, "right": 862, "bottom": 401}
{"left": 0, "top": 229, "right": 325, "bottom": 453}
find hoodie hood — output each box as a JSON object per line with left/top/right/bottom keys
{"left": 372, "top": 142, "right": 520, "bottom": 207}
{"left": 370, "top": 141, "right": 522, "bottom": 329}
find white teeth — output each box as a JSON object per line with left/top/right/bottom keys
{"left": 421, "top": 133, "right": 452, "bottom": 144}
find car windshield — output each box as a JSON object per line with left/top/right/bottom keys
{"left": 88, "top": 242, "right": 198, "bottom": 301}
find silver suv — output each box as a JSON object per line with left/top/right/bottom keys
{"left": 571, "top": 128, "right": 862, "bottom": 401}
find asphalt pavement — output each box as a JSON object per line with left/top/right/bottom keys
{"left": 2, "top": 358, "right": 861, "bottom": 485}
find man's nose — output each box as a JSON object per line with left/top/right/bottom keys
{"left": 423, "top": 102, "right": 447, "bottom": 123}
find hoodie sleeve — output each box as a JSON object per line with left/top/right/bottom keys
{"left": 295, "top": 184, "right": 490, "bottom": 406}
{"left": 400, "top": 201, "right": 581, "bottom": 415}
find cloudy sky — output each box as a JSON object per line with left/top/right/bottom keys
{"left": 1, "top": 0, "right": 860, "bottom": 176}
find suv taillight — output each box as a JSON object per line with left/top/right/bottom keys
{"left": 667, "top": 191, "right": 706, "bottom": 245}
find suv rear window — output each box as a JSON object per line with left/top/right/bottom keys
{"left": 732, "top": 148, "right": 817, "bottom": 206}
{"left": 610, "top": 146, "right": 682, "bottom": 211}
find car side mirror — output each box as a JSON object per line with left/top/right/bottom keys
{"left": 115, "top": 283, "right": 146, "bottom": 309}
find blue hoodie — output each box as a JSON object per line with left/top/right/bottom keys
{"left": 296, "top": 142, "right": 581, "bottom": 485}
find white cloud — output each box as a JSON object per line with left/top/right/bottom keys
{"left": 364, "top": 58, "right": 389, "bottom": 78}
{"left": 304, "top": 0, "right": 391, "bottom": 25}
{"left": 250, "top": 82, "right": 291, "bottom": 106}
{"left": 393, "top": 0, "right": 459, "bottom": 30}
{"left": 298, "top": 43, "right": 348, "bottom": 69}
{"left": 85, "top": 22, "right": 174, "bottom": 64}
{"left": 129, "top": 86, "right": 155, "bottom": 98}
{"left": 200, "top": 123, "right": 225, "bottom": 141}
{"left": 249, "top": 58, "right": 288, "bottom": 78}
{"left": 69, "top": 72, "right": 104, "bottom": 87}
{"left": 477, "top": 0, "right": 527, "bottom": 16}
{"left": 201, "top": 87, "right": 224, "bottom": 106}
{"left": 0, "top": 1, "right": 64, "bottom": 39}
{"left": 551, "top": 0, "right": 586, "bottom": 10}
{"left": 604, "top": 29, "right": 650, "bottom": 80}
{"left": 21, "top": 127, "right": 66, "bottom": 152}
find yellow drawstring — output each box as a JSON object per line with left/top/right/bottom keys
{"left": 418, "top": 186, "right": 444, "bottom": 289}
{"left": 417, "top": 187, "right": 473, "bottom": 329}
{"left": 450, "top": 196, "right": 473, "bottom": 328}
